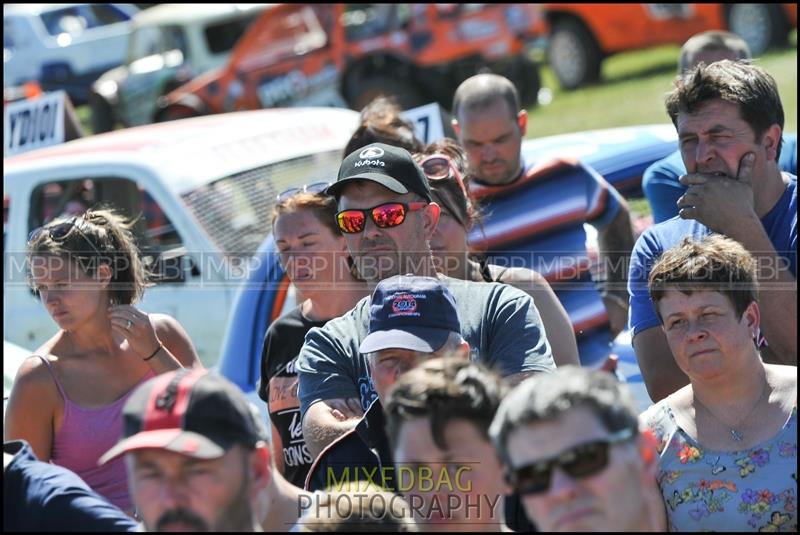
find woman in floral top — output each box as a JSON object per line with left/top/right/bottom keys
{"left": 640, "top": 235, "right": 797, "bottom": 531}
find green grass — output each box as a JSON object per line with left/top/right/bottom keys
{"left": 526, "top": 35, "right": 797, "bottom": 136}
{"left": 522, "top": 34, "right": 797, "bottom": 217}
{"left": 76, "top": 104, "right": 93, "bottom": 136}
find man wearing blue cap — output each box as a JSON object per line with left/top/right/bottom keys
{"left": 303, "top": 274, "right": 468, "bottom": 493}
{"left": 296, "top": 142, "right": 555, "bottom": 462}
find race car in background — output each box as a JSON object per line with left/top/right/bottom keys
{"left": 155, "top": 3, "right": 545, "bottom": 121}
{"left": 543, "top": 3, "right": 798, "bottom": 89}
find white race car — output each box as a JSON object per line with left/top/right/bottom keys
{"left": 4, "top": 107, "right": 360, "bottom": 368}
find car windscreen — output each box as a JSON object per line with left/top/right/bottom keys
{"left": 39, "top": 4, "right": 130, "bottom": 36}
{"left": 180, "top": 149, "right": 342, "bottom": 261}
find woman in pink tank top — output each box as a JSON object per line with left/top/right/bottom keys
{"left": 5, "top": 208, "right": 202, "bottom": 515}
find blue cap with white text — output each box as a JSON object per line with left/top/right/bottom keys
{"left": 359, "top": 275, "right": 461, "bottom": 354}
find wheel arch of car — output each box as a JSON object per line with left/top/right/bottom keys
{"left": 154, "top": 90, "right": 210, "bottom": 122}
{"left": 340, "top": 51, "right": 420, "bottom": 107}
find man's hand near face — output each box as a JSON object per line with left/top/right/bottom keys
{"left": 677, "top": 152, "right": 757, "bottom": 233}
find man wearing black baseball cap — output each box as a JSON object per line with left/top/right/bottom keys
{"left": 326, "top": 143, "right": 434, "bottom": 202}
{"left": 304, "top": 275, "right": 469, "bottom": 493}
{"left": 297, "top": 142, "right": 555, "bottom": 460}
{"left": 100, "top": 369, "right": 309, "bottom": 532}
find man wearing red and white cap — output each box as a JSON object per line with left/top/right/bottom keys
{"left": 100, "top": 369, "right": 308, "bottom": 532}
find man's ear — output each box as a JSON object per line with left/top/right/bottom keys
{"left": 96, "top": 263, "right": 113, "bottom": 288}
{"left": 251, "top": 443, "right": 273, "bottom": 494}
{"left": 517, "top": 110, "right": 528, "bottom": 137}
{"left": 422, "top": 202, "right": 441, "bottom": 240}
{"left": 451, "top": 118, "right": 461, "bottom": 138}
{"left": 761, "top": 124, "right": 782, "bottom": 163}
{"left": 251, "top": 444, "right": 274, "bottom": 528}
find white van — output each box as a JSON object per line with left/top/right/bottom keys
{"left": 3, "top": 3, "right": 140, "bottom": 103}
{"left": 3, "top": 107, "right": 358, "bottom": 367}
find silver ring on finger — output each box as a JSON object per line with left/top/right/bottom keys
{"left": 127, "top": 320, "right": 133, "bottom": 329}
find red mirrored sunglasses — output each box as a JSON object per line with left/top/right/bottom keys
{"left": 336, "top": 202, "right": 428, "bottom": 234}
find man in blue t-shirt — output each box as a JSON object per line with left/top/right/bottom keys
{"left": 643, "top": 30, "right": 798, "bottom": 224}
{"left": 629, "top": 60, "right": 797, "bottom": 402}
{"left": 296, "top": 143, "right": 554, "bottom": 459}
{"left": 451, "top": 73, "right": 634, "bottom": 367}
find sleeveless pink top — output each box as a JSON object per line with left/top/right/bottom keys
{"left": 37, "top": 355, "right": 156, "bottom": 512}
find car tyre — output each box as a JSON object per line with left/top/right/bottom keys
{"left": 349, "top": 75, "right": 424, "bottom": 112}
{"left": 727, "top": 4, "right": 789, "bottom": 56}
{"left": 548, "top": 18, "right": 601, "bottom": 90}
{"left": 88, "top": 91, "right": 115, "bottom": 134}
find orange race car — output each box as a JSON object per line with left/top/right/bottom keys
{"left": 544, "top": 3, "right": 798, "bottom": 89}
{"left": 156, "top": 3, "right": 546, "bottom": 120}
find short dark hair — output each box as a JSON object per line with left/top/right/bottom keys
{"left": 648, "top": 234, "right": 759, "bottom": 322}
{"left": 344, "top": 96, "right": 424, "bottom": 158}
{"left": 665, "top": 60, "right": 784, "bottom": 159}
{"left": 679, "top": 30, "right": 750, "bottom": 73}
{"left": 384, "top": 357, "right": 506, "bottom": 452}
{"left": 451, "top": 74, "right": 519, "bottom": 123}
{"left": 489, "top": 366, "right": 639, "bottom": 466}
{"left": 27, "top": 207, "right": 150, "bottom": 304}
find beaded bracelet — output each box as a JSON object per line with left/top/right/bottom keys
{"left": 143, "top": 343, "right": 162, "bottom": 362}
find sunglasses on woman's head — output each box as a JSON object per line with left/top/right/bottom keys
{"left": 27, "top": 216, "right": 101, "bottom": 254}
{"left": 419, "top": 155, "right": 469, "bottom": 200}
{"left": 276, "top": 181, "right": 331, "bottom": 203}
{"left": 336, "top": 202, "right": 428, "bottom": 234}
{"left": 505, "top": 428, "right": 635, "bottom": 496}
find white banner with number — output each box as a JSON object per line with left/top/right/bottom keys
{"left": 401, "top": 103, "right": 446, "bottom": 146}
{"left": 4, "top": 90, "right": 66, "bottom": 156}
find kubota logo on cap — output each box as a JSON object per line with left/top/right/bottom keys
{"left": 391, "top": 294, "right": 417, "bottom": 315}
{"left": 359, "top": 147, "right": 385, "bottom": 159}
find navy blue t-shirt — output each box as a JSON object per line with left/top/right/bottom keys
{"left": 3, "top": 440, "right": 138, "bottom": 532}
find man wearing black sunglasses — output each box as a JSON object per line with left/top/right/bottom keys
{"left": 296, "top": 142, "right": 555, "bottom": 461}
{"left": 489, "top": 367, "right": 666, "bottom": 532}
